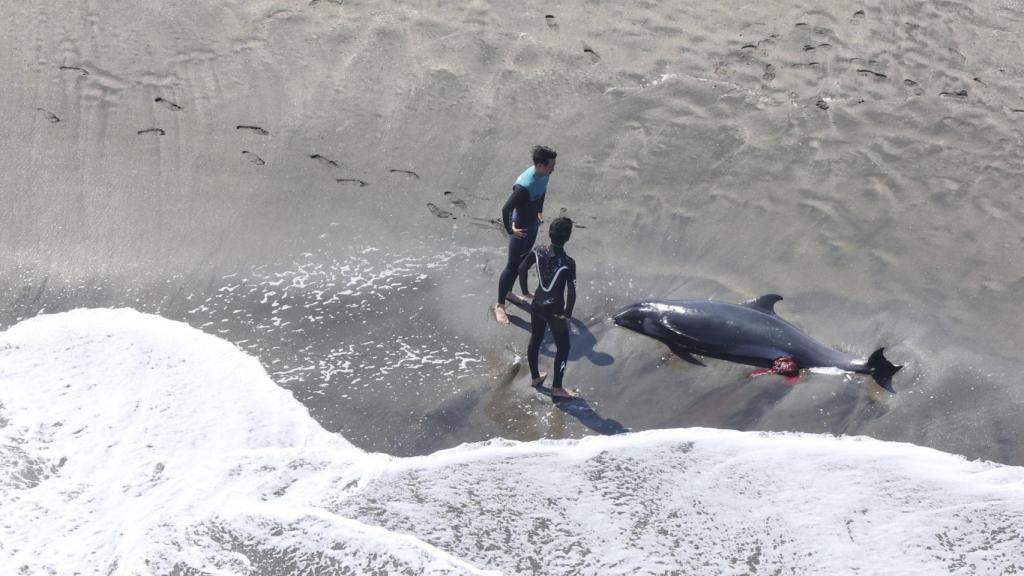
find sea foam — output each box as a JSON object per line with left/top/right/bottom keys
{"left": 1, "top": 309, "right": 1022, "bottom": 575}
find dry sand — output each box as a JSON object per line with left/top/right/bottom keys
{"left": 2, "top": 0, "right": 1023, "bottom": 462}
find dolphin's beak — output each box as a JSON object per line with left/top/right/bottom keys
{"left": 613, "top": 304, "right": 646, "bottom": 332}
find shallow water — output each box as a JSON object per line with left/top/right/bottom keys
{"left": 1, "top": 309, "right": 1021, "bottom": 574}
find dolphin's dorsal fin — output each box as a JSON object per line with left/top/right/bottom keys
{"left": 741, "top": 294, "right": 783, "bottom": 315}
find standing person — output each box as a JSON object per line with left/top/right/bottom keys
{"left": 518, "top": 217, "right": 578, "bottom": 398}
{"left": 494, "top": 145, "right": 557, "bottom": 325}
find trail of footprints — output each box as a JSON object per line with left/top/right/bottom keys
{"left": 543, "top": 13, "right": 602, "bottom": 64}
{"left": 43, "top": 59, "right": 601, "bottom": 231}
{"left": 37, "top": 12, "right": 1007, "bottom": 218}
{"left": 721, "top": 10, "right": 996, "bottom": 111}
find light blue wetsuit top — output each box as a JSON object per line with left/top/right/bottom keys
{"left": 515, "top": 165, "right": 549, "bottom": 202}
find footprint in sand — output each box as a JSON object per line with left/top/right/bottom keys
{"left": 470, "top": 216, "right": 506, "bottom": 234}
{"left": 903, "top": 79, "right": 925, "bottom": 95}
{"left": 443, "top": 190, "right": 467, "bottom": 210}
{"left": 737, "top": 36, "right": 775, "bottom": 61}
{"left": 427, "top": 203, "right": 456, "bottom": 219}
{"left": 763, "top": 64, "right": 776, "bottom": 82}
{"left": 237, "top": 125, "right": 270, "bottom": 135}
{"left": 939, "top": 89, "right": 968, "bottom": 98}
{"left": 857, "top": 69, "right": 887, "bottom": 79}
{"left": 852, "top": 10, "right": 866, "bottom": 23}
{"left": 242, "top": 150, "right": 265, "bottom": 165}
{"left": 556, "top": 207, "right": 589, "bottom": 229}
{"left": 816, "top": 99, "right": 830, "bottom": 110}
{"left": 137, "top": 128, "right": 165, "bottom": 136}
{"left": 59, "top": 65, "right": 88, "bottom": 76}
{"left": 37, "top": 108, "right": 60, "bottom": 123}
{"left": 545, "top": 14, "right": 558, "bottom": 29}
{"left": 155, "top": 97, "right": 182, "bottom": 111}
{"left": 389, "top": 168, "right": 420, "bottom": 179}
{"left": 582, "top": 42, "right": 601, "bottom": 63}
{"left": 337, "top": 178, "right": 369, "bottom": 187}
{"left": 803, "top": 43, "right": 832, "bottom": 52}
{"left": 310, "top": 154, "right": 341, "bottom": 168}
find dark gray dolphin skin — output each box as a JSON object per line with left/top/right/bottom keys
{"left": 613, "top": 294, "right": 902, "bottom": 392}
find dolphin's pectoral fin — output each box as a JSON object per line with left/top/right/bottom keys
{"left": 740, "top": 294, "right": 784, "bottom": 315}
{"left": 665, "top": 342, "right": 706, "bottom": 366}
{"left": 658, "top": 316, "right": 691, "bottom": 339}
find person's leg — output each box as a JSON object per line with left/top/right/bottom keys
{"left": 495, "top": 233, "right": 527, "bottom": 323}
{"left": 517, "top": 222, "right": 540, "bottom": 297}
{"left": 497, "top": 235, "right": 521, "bottom": 305}
{"left": 496, "top": 225, "right": 534, "bottom": 310}
{"left": 527, "top": 310, "right": 549, "bottom": 385}
{"left": 549, "top": 315, "right": 576, "bottom": 397}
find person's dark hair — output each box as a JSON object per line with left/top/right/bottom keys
{"left": 549, "top": 216, "right": 573, "bottom": 247}
{"left": 532, "top": 145, "right": 557, "bottom": 166}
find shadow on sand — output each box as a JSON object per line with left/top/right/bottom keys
{"left": 555, "top": 396, "right": 631, "bottom": 435}
{"left": 529, "top": 383, "right": 631, "bottom": 436}
{"left": 501, "top": 301, "right": 628, "bottom": 436}
{"left": 505, "top": 299, "right": 615, "bottom": 366}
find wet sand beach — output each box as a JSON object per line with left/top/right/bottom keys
{"left": 2, "top": 0, "right": 1023, "bottom": 463}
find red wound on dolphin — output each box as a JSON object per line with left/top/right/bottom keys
{"left": 751, "top": 357, "right": 800, "bottom": 383}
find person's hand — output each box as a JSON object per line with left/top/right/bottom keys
{"left": 511, "top": 223, "right": 527, "bottom": 239}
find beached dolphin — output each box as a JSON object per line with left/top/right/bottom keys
{"left": 613, "top": 294, "right": 902, "bottom": 392}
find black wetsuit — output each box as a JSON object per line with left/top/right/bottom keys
{"left": 518, "top": 245, "right": 576, "bottom": 388}
{"left": 497, "top": 183, "right": 545, "bottom": 305}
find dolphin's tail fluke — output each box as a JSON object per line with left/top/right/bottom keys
{"left": 867, "top": 348, "right": 902, "bottom": 392}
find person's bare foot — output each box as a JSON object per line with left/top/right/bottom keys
{"left": 494, "top": 303, "right": 510, "bottom": 325}
{"left": 531, "top": 372, "right": 548, "bottom": 387}
{"left": 550, "top": 387, "right": 579, "bottom": 398}
{"left": 519, "top": 292, "right": 533, "bottom": 302}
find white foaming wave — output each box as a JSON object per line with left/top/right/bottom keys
{"left": 0, "top": 309, "right": 492, "bottom": 575}
{"left": 349, "top": 433, "right": 1024, "bottom": 575}
{"left": 185, "top": 246, "right": 485, "bottom": 390}
{"left": 2, "top": 309, "right": 1023, "bottom": 575}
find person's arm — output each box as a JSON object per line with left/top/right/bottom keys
{"left": 501, "top": 185, "right": 529, "bottom": 235}
{"left": 563, "top": 259, "right": 577, "bottom": 318}
{"left": 517, "top": 249, "right": 537, "bottom": 293}
{"left": 537, "top": 192, "right": 545, "bottom": 221}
